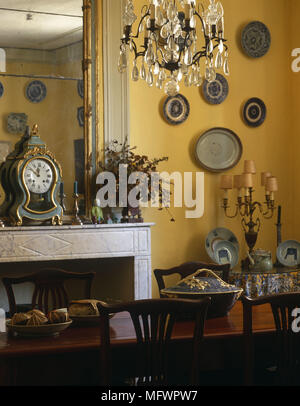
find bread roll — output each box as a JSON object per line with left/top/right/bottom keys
{"left": 48, "top": 309, "right": 70, "bottom": 324}
{"left": 26, "top": 312, "right": 48, "bottom": 326}
{"left": 11, "top": 312, "right": 31, "bottom": 325}
{"left": 68, "top": 299, "right": 101, "bottom": 316}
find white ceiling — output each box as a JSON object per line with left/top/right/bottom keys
{"left": 0, "top": 0, "right": 83, "bottom": 50}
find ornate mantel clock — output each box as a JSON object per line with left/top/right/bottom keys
{"left": 0, "top": 124, "right": 63, "bottom": 226}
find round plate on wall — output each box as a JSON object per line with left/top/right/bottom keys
{"left": 195, "top": 127, "right": 243, "bottom": 172}
{"left": 243, "top": 97, "right": 266, "bottom": 127}
{"left": 202, "top": 73, "right": 229, "bottom": 105}
{"left": 241, "top": 21, "right": 271, "bottom": 58}
{"left": 163, "top": 94, "right": 190, "bottom": 125}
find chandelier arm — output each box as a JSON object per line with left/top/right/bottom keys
{"left": 131, "top": 10, "right": 150, "bottom": 39}
{"left": 194, "top": 10, "right": 207, "bottom": 36}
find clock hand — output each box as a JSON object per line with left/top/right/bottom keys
{"left": 29, "top": 168, "right": 40, "bottom": 177}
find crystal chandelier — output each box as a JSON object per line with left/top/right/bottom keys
{"left": 118, "top": 0, "right": 229, "bottom": 96}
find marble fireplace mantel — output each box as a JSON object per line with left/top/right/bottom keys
{"left": 0, "top": 223, "right": 154, "bottom": 300}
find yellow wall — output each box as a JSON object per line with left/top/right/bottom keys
{"left": 290, "top": 0, "right": 300, "bottom": 239}
{"left": 128, "top": 0, "right": 294, "bottom": 297}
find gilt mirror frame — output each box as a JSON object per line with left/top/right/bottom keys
{"left": 85, "top": 0, "right": 130, "bottom": 216}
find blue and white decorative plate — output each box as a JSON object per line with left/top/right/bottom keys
{"left": 214, "top": 240, "right": 239, "bottom": 269}
{"left": 241, "top": 21, "right": 271, "bottom": 58}
{"left": 77, "top": 106, "right": 84, "bottom": 127}
{"left": 202, "top": 73, "right": 229, "bottom": 105}
{"left": 77, "top": 79, "right": 84, "bottom": 98}
{"left": 163, "top": 94, "right": 190, "bottom": 125}
{"left": 26, "top": 80, "right": 47, "bottom": 103}
{"left": 243, "top": 97, "right": 266, "bottom": 127}
{"left": 205, "top": 227, "right": 239, "bottom": 263}
{"left": 276, "top": 240, "right": 300, "bottom": 268}
{"left": 0, "top": 81, "right": 4, "bottom": 98}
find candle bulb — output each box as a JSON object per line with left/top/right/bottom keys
{"left": 74, "top": 181, "right": 78, "bottom": 195}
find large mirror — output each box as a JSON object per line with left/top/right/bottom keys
{"left": 0, "top": 0, "right": 96, "bottom": 218}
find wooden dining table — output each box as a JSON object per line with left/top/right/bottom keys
{"left": 0, "top": 301, "right": 276, "bottom": 386}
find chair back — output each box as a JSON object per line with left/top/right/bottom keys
{"left": 154, "top": 261, "right": 230, "bottom": 297}
{"left": 97, "top": 297, "right": 211, "bottom": 386}
{"left": 242, "top": 292, "right": 300, "bottom": 385}
{"left": 2, "top": 268, "right": 95, "bottom": 315}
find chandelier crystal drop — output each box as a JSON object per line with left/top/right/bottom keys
{"left": 118, "top": 0, "right": 229, "bottom": 96}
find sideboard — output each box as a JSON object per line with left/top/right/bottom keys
{"left": 0, "top": 223, "right": 154, "bottom": 310}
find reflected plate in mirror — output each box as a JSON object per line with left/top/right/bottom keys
{"left": 7, "top": 113, "right": 28, "bottom": 134}
{"left": 241, "top": 21, "right": 271, "bottom": 58}
{"left": 26, "top": 80, "right": 47, "bottom": 103}
{"left": 77, "top": 106, "right": 84, "bottom": 127}
{"left": 0, "top": 81, "right": 4, "bottom": 98}
{"left": 163, "top": 94, "right": 190, "bottom": 125}
{"left": 243, "top": 97, "right": 266, "bottom": 127}
{"left": 276, "top": 240, "right": 300, "bottom": 267}
{"left": 195, "top": 127, "right": 243, "bottom": 172}
{"left": 202, "top": 73, "right": 229, "bottom": 105}
{"left": 77, "top": 79, "right": 84, "bottom": 99}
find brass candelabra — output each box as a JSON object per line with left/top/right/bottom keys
{"left": 220, "top": 160, "right": 278, "bottom": 269}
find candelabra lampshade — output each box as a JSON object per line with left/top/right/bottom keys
{"left": 266, "top": 176, "right": 278, "bottom": 192}
{"left": 261, "top": 171, "right": 272, "bottom": 187}
{"left": 220, "top": 174, "right": 233, "bottom": 189}
{"left": 119, "top": 0, "right": 230, "bottom": 96}
{"left": 244, "top": 160, "right": 256, "bottom": 174}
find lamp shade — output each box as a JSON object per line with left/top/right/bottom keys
{"left": 266, "top": 176, "right": 278, "bottom": 192}
{"left": 220, "top": 175, "right": 233, "bottom": 189}
{"left": 261, "top": 171, "right": 272, "bottom": 186}
{"left": 244, "top": 160, "right": 256, "bottom": 174}
{"left": 233, "top": 175, "right": 243, "bottom": 189}
{"left": 241, "top": 173, "right": 253, "bottom": 188}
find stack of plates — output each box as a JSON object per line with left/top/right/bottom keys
{"left": 205, "top": 227, "right": 239, "bottom": 269}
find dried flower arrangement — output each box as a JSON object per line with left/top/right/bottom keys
{"left": 98, "top": 138, "right": 175, "bottom": 222}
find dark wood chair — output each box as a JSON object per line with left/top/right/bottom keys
{"left": 2, "top": 268, "right": 95, "bottom": 316}
{"left": 154, "top": 261, "right": 230, "bottom": 297}
{"left": 97, "top": 297, "right": 211, "bottom": 386}
{"left": 242, "top": 292, "right": 300, "bottom": 386}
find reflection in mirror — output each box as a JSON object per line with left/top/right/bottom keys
{"left": 0, "top": 0, "right": 84, "bottom": 215}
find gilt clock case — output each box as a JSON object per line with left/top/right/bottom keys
{"left": 4, "top": 126, "right": 63, "bottom": 226}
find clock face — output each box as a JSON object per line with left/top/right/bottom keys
{"left": 24, "top": 158, "right": 54, "bottom": 194}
